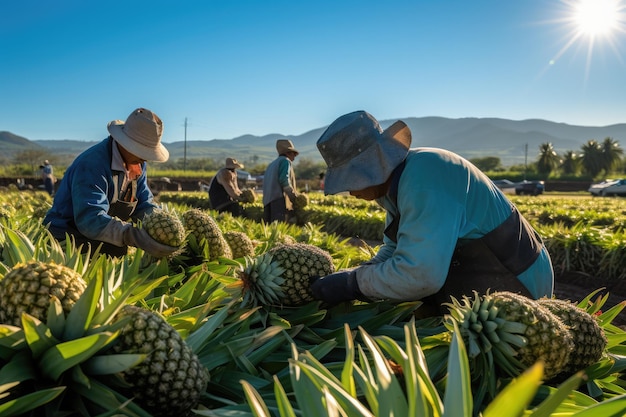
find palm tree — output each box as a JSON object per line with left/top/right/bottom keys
{"left": 600, "top": 137, "right": 623, "bottom": 174}
{"left": 560, "top": 150, "right": 581, "bottom": 175}
{"left": 581, "top": 140, "right": 604, "bottom": 178}
{"left": 536, "top": 142, "right": 559, "bottom": 176}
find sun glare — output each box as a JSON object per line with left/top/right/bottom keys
{"left": 546, "top": 0, "right": 626, "bottom": 81}
{"left": 573, "top": 0, "right": 619, "bottom": 37}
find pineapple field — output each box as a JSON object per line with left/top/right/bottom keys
{"left": 2, "top": 186, "right": 626, "bottom": 416}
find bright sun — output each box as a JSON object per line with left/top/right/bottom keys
{"left": 547, "top": 0, "right": 626, "bottom": 79}
{"left": 573, "top": 0, "right": 620, "bottom": 37}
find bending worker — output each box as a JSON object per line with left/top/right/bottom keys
{"left": 208, "top": 157, "right": 244, "bottom": 216}
{"left": 311, "top": 110, "right": 554, "bottom": 310}
{"left": 44, "top": 107, "right": 178, "bottom": 258}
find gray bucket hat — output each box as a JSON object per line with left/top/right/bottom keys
{"left": 317, "top": 111, "right": 411, "bottom": 195}
{"left": 107, "top": 108, "right": 169, "bottom": 162}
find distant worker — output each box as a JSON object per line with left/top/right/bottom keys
{"left": 208, "top": 157, "right": 244, "bottom": 216}
{"left": 319, "top": 172, "right": 325, "bottom": 191}
{"left": 43, "top": 107, "right": 178, "bottom": 258}
{"left": 262, "top": 139, "right": 300, "bottom": 223}
{"left": 41, "top": 160, "right": 55, "bottom": 196}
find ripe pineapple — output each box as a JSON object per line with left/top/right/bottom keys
{"left": 239, "top": 188, "right": 257, "bottom": 204}
{"left": 446, "top": 291, "right": 574, "bottom": 379}
{"left": 293, "top": 193, "right": 309, "bottom": 210}
{"left": 0, "top": 261, "right": 86, "bottom": 326}
{"left": 224, "top": 230, "right": 256, "bottom": 259}
{"left": 238, "top": 243, "right": 335, "bottom": 307}
{"left": 538, "top": 297, "right": 607, "bottom": 376}
{"left": 142, "top": 208, "right": 186, "bottom": 248}
{"left": 182, "top": 208, "right": 232, "bottom": 260}
{"left": 111, "top": 305, "right": 209, "bottom": 417}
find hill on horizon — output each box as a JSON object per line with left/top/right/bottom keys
{"left": 2, "top": 116, "right": 626, "bottom": 167}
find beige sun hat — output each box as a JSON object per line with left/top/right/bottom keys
{"left": 317, "top": 111, "right": 411, "bottom": 195}
{"left": 276, "top": 139, "right": 299, "bottom": 156}
{"left": 107, "top": 108, "right": 169, "bottom": 162}
{"left": 225, "top": 157, "right": 244, "bottom": 169}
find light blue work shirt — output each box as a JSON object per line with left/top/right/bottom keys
{"left": 356, "top": 148, "right": 554, "bottom": 301}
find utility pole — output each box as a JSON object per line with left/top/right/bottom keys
{"left": 183, "top": 117, "right": 188, "bottom": 172}
{"left": 524, "top": 143, "right": 528, "bottom": 181}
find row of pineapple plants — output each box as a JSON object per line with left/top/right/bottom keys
{"left": 161, "top": 191, "right": 626, "bottom": 283}
{"left": 1, "top": 189, "right": 626, "bottom": 415}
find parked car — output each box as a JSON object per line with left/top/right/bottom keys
{"left": 492, "top": 179, "right": 516, "bottom": 194}
{"left": 588, "top": 179, "right": 626, "bottom": 196}
{"left": 515, "top": 180, "right": 544, "bottom": 196}
{"left": 236, "top": 170, "right": 257, "bottom": 189}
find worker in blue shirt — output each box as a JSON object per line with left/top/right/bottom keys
{"left": 44, "top": 108, "right": 178, "bottom": 258}
{"left": 311, "top": 111, "right": 554, "bottom": 310}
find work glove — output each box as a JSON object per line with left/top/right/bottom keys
{"left": 310, "top": 269, "right": 367, "bottom": 305}
{"left": 284, "top": 186, "right": 297, "bottom": 203}
{"left": 123, "top": 226, "right": 178, "bottom": 258}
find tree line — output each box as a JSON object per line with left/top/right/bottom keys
{"left": 4, "top": 137, "right": 624, "bottom": 182}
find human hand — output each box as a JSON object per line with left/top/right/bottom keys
{"left": 123, "top": 227, "right": 178, "bottom": 258}
{"left": 284, "top": 186, "right": 297, "bottom": 203}
{"left": 310, "top": 270, "right": 366, "bottom": 305}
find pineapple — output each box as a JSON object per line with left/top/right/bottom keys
{"left": 238, "top": 243, "right": 335, "bottom": 307}
{"left": 293, "top": 193, "right": 309, "bottom": 210}
{"left": 446, "top": 291, "right": 574, "bottom": 379}
{"left": 0, "top": 261, "right": 86, "bottom": 326}
{"left": 111, "top": 305, "right": 210, "bottom": 417}
{"left": 239, "top": 188, "right": 257, "bottom": 204}
{"left": 182, "top": 208, "right": 232, "bottom": 260}
{"left": 224, "top": 230, "right": 256, "bottom": 259}
{"left": 142, "top": 207, "right": 186, "bottom": 248}
{"left": 538, "top": 297, "right": 607, "bottom": 376}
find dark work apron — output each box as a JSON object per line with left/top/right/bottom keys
{"left": 383, "top": 162, "right": 541, "bottom": 312}
{"left": 109, "top": 173, "right": 138, "bottom": 220}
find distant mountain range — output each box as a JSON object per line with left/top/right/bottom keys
{"left": 2, "top": 116, "right": 626, "bottom": 167}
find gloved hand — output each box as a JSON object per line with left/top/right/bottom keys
{"left": 123, "top": 226, "right": 178, "bottom": 258}
{"left": 310, "top": 269, "right": 367, "bottom": 305}
{"left": 284, "top": 186, "right": 297, "bottom": 203}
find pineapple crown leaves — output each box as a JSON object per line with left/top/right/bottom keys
{"left": 0, "top": 219, "right": 94, "bottom": 271}
{"left": 445, "top": 291, "right": 529, "bottom": 359}
{"left": 238, "top": 253, "right": 286, "bottom": 307}
{"left": 445, "top": 291, "right": 575, "bottom": 380}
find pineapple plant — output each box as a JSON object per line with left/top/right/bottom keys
{"left": 239, "top": 188, "right": 257, "bottom": 204}
{"left": 537, "top": 297, "right": 607, "bottom": 376}
{"left": 142, "top": 207, "right": 186, "bottom": 248}
{"left": 0, "top": 260, "right": 86, "bottom": 326}
{"left": 0, "top": 255, "right": 174, "bottom": 416}
{"left": 238, "top": 242, "right": 335, "bottom": 307}
{"left": 293, "top": 193, "right": 309, "bottom": 210}
{"left": 182, "top": 208, "right": 232, "bottom": 261}
{"left": 446, "top": 291, "right": 574, "bottom": 380}
{"left": 224, "top": 230, "right": 256, "bottom": 259}
{"left": 110, "top": 305, "right": 210, "bottom": 417}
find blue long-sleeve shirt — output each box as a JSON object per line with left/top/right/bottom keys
{"left": 44, "top": 137, "right": 157, "bottom": 245}
{"left": 355, "top": 148, "right": 554, "bottom": 301}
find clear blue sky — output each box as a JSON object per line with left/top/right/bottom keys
{"left": 2, "top": 0, "right": 626, "bottom": 143}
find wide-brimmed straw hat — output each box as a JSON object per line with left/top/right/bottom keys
{"left": 225, "top": 157, "right": 244, "bottom": 169}
{"left": 276, "top": 139, "right": 299, "bottom": 156}
{"left": 107, "top": 108, "right": 169, "bottom": 162}
{"left": 317, "top": 111, "right": 411, "bottom": 195}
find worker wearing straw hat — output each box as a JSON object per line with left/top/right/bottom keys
{"left": 209, "top": 157, "right": 245, "bottom": 215}
{"left": 44, "top": 107, "right": 178, "bottom": 258}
